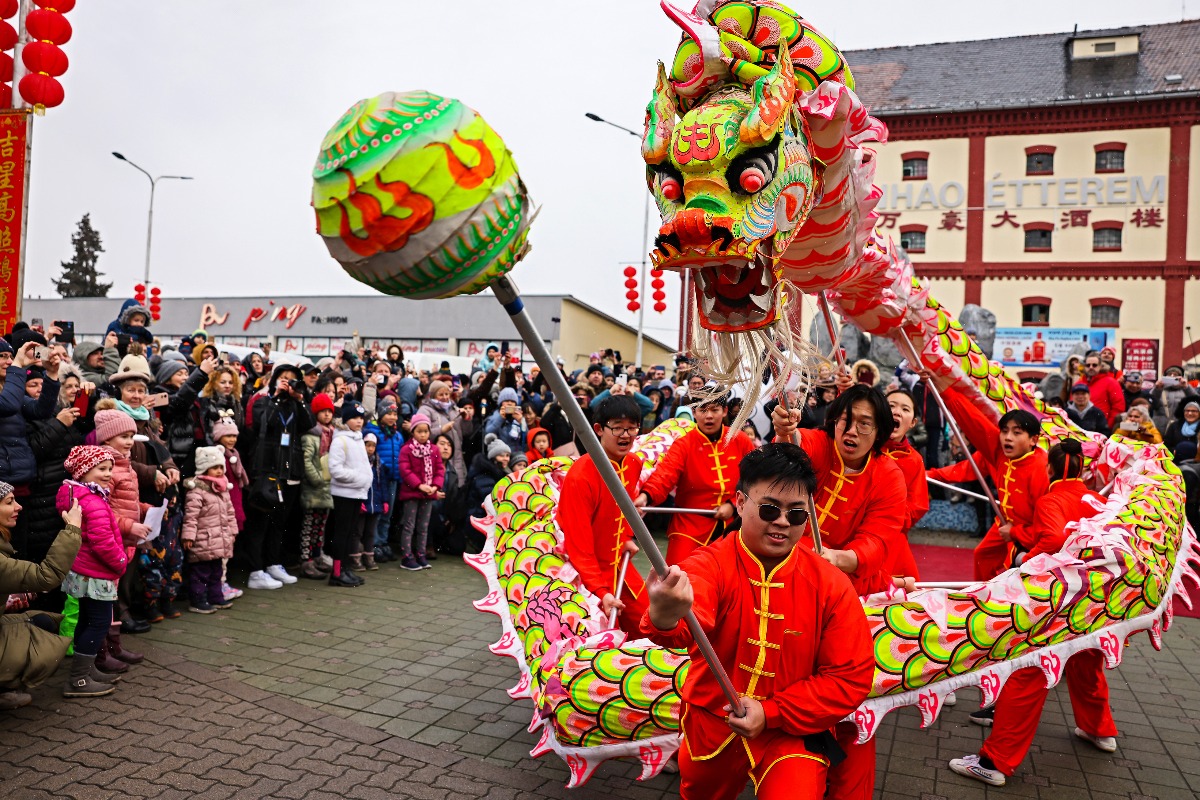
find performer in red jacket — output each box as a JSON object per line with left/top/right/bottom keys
{"left": 880, "top": 388, "right": 927, "bottom": 580}
{"left": 950, "top": 440, "right": 1119, "bottom": 786}
{"left": 770, "top": 384, "right": 908, "bottom": 596}
{"left": 635, "top": 391, "right": 757, "bottom": 564}
{"left": 642, "top": 443, "right": 875, "bottom": 799}
{"left": 556, "top": 396, "right": 647, "bottom": 636}
{"left": 925, "top": 387, "right": 1048, "bottom": 581}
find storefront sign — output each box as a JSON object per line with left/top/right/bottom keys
{"left": 0, "top": 111, "right": 29, "bottom": 336}
{"left": 877, "top": 175, "right": 1165, "bottom": 212}
{"left": 1121, "top": 338, "right": 1159, "bottom": 379}
{"left": 994, "top": 328, "right": 1112, "bottom": 368}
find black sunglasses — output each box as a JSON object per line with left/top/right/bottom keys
{"left": 757, "top": 503, "right": 810, "bottom": 526}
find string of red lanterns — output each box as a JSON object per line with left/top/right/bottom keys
{"left": 623, "top": 265, "right": 639, "bottom": 312}
{"left": 0, "top": 0, "right": 74, "bottom": 111}
{"left": 651, "top": 268, "right": 666, "bottom": 313}
{"left": 0, "top": 0, "right": 18, "bottom": 108}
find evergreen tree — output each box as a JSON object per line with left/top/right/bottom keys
{"left": 53, "top": 214, "right": 112, "bottom": 298}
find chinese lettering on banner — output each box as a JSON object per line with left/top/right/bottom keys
{"left": 1121, "top": 339, "right": 1159, "bottom": 380}
{"left": 0, "top": 111, "right": 29, "bottom": 336}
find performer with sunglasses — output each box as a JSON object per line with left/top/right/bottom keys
{"left": 633, "top": 388, "right": 757, "bottom": 564}
{"left": 771, "top": 383, "right": 908, "bottom": 800}
{"left": 555, "top": 395, "right": 649, "bottom": 636}
{"left": 642, "top": 443, "right": 874, "bottom": 799}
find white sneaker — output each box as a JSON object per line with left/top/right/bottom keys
{"left": 247, "top": 570, "right": 283, "bottom": 590}
{"left": 948, "top": 754, "right": 1005, "bottom": 786}
{"left": 266, "top": 565, "right": 298, "bottom": 585}
{"left": 1074, "top": 726, "right": 1117, "bottom": 753}
{"left": 944, "top": 691, "right": 957, "bottom": 707}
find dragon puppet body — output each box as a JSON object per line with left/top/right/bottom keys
{"left": 465, "top": 0, "right": 1198, "bottom": 787}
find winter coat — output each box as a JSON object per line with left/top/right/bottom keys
{"left": 181, "top": 476, "right": 239, "bottom": 562}
{"left": 465, "top": 451, "right": 508, "bottom": 516}
{"left": 108, "top": 453, "right": 145, "bottom": 547}
{"left": 418, "top": 401, "right": 466, "bottom": 478}
{"left": 329, "top": 429, "right": 373, "bottom": 500}
{"left": 525, "top": 426, "right": 553, "bottom": 465}
{"left": 246, "top": 392, "right": 313, "bottom": 483}
{"left": 1165, "top": 416, "right": 1200, "bottom": 453}
{"left": 1067, "top": 404, "right": 1110, "bottom": 436}
{"left": 18, "top": 413, "right": 85, "bottom": 564}
{"left": 225, "top": 446, "right": 249, "bottom": 529}
{"left": 104, "top": 298, "right": 154, "bottom": 345}
{"left": 364, "top": 456, "right": 388, "bottom": 515}
{"left": 0, "top": 525, "right": 80, "bottom": 688}
{"left": 56, "top": 482, "right": 128, "bottom": 581}
{"left": 200, "top": 392, "right": 243, "bottom": 442}
{"left": 0, "top": 366, "right": 58, "bottom": 484}
{"left": 1152, "top": 383, "right": 1199, "bottom": 431}
{"left": 483, "top": 408, "right": 526, "bottom": 455}
{"left": 365, "top": 421, "right": 404, "bottom": 481}
{"left": 154, "top": 368, "right": 209, "bottom": 475}
{"left": 591, "top": 389, "right": 655, "bottom": 417}
{"left": 1085, "top": 371, "right": 1125, "bottom": 428}
{"left": 71, "top": 341, "right": 119, "bottom": 385}
{"left": 397, "top": 438, "right": 446, "bottom": 502}
{"left": 129, "top": 416, "right": 176, "bottom": 506}
{"left": 300, "top": 427, "right": 333, "bottom": 510}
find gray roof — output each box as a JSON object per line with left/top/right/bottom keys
{"left": 845, "top": 18, "right": 1200, "bottom": 114}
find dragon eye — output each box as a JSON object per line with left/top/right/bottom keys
{"left": 739, "top": 168, "right": 766, "bottom": 193}
{"left": 661, "top": 175, "right": 682, "bottom": 202}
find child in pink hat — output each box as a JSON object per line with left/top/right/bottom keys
{"left": 396, "top": 413, "right": 444, "bottom": 570}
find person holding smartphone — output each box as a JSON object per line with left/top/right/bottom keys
{"left": 1151, "top": 365, "right": 1198, "bottom": 431}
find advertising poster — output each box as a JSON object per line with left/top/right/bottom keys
{"left": 994, "top": 328, "right": 1111, "bottom": 368}
{"left": 1121, "top": 338, "right": 1159, "bottom": 379}
{"left": 278, "top": 337, "right": 304, "bottom": 355}
{"left": 302, "top": 338, "right": 331, "bottom": 357}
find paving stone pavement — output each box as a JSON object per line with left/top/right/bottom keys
{"left": 3, "top": 545, "right": 1198, "bottom": 799}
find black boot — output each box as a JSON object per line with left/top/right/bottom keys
{"left": 63, "top": 654, "right": 116, "bottom": 698}
{"left": 119, "top": 610, "right": 150, "bottom": 634}
{"left": 341, "top": 568, "right": 365, "bottom": 586}
{"left": 327, "top": 571, "right": 359, "bottom": 587}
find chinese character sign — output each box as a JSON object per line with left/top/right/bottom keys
{"left": 994, "top": 328, "right": 1112, "bottom": 368}
{"left": 0, "top": 111, "right": 29, "bottom": 336}
{"left": 1121, "top": 338, "right": 1159, "bottom": 380}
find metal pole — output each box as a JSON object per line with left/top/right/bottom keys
{"left": 897, "top": 329, "right": 1008, "bottom": 525}
{"left": 636, "top": 189, "right": 649, "bottom": 369}
{"left": 680, "top": 269, "right": 691, "bottom": 353}
{"left": 926, "top": 477, "right": 992, "bottom": 503}
{"left": 817, "top": 291, "right": 847, "bottom": 373}
{"left": 642, "top": 506, "right": 717, "bottom": 516}
{"left": 608, "top": 551, "right": 632, "bottom": 629}
{"left": 492, "top": 275, "right": 744, "bottom": 716}
{"left": 144, "top": 178, "right": 156, "bottom": 284}
{"left": 913, "top": 581, "right": 977, "bottom": 590}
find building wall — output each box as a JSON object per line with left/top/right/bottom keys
{"left": 980, "top": 278, "right": 1164, "bottom": 341}
{"left": 557, "top": 299, "right": 675, "bottom": 372}
{"left": 921, "top": 278, "right": 966, "bottom": 316}
{"left": 872, "top": 138, "right": 970, "bottom": 262}
{"left": 1189, "top": 125, "right": 1200, "bottom": 262}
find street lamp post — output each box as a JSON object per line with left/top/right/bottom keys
{"left": 112, "top": 152, "right": 193, "bottom": 286}
{"left": 585, "top": 113, "right": 654, "bottom": 369}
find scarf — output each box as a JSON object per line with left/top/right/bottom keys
{"left": 1183, "top": 420, "right": 1199, "bottom": 438}
{"left": 69, "top": 479, "right": 111, "bottom": 499}
{"left": 429, "top": 399, "right": 455, "bottom": 416}
{"left": 199, "top": 474, "right": 229, "bottom": 493}
{"left": 117, "top": 400, "right": 150, "bottom": 421}
{"left": 410, "top": 440, "right": 434, "bottom": 484}
{"left": 318, "top": 423, "right": 334, "bottom": 455}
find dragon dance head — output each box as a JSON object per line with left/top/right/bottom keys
{"left": 643, "top": 0, "right": 853, "bottom": 333}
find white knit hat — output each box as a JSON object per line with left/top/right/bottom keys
{"left": 194, "top": 445, "right": 226, "bottom": 475}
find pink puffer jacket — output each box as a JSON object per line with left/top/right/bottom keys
{"left": 108, "top": 453, "right": 146, "bottom": 547}
{"left": 56, "top": 482, "right": 128, "bottom": 581}
{"left": 181, "top": 476, "right": 238, "bottom": 562}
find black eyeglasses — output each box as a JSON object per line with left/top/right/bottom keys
{"left": 757, "top": 503, "right": 810, "bottom": 526}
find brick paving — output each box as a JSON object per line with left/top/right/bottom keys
{"left": 3, "top": 540, "right": 1199, "bottom": 799}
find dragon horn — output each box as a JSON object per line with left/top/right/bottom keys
{"left": 642, "top": 61, "right": 678, "bottom": 165}
{"left": 740, "top": 42, "right": 795, "bottom": 146}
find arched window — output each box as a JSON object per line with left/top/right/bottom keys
{"left": 1025, "top": 145, "right": 1056, "bottom": 176}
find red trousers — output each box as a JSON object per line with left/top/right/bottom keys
{"left": 825, "top": 721, "right": 875, "bottom": 800}
{"left": 678, "top": 732, "right": 828, "bottom": 800}
{"left": 980, "top": 649, "right": 1117, "bottom": 775}
{"left": 973, "top": 527, "right": 1008, "bottom": 581}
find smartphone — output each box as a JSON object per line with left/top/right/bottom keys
{"left": 616, "top": 374, "right": 628, "bottom": 388}
{"left": 145, "top": 392, "right": 169, "bottom": 409}
{"left": 1119, "top": 420, "right": 1138, "bottom": 432}
{"left": 1163, "top": 376, "right": 1180, "bottom": 387}
{"left": 32, "top": 345, "right": 50, "bottom": 361}
{"left": 72, "top": 389, "right": 89, "bottom": 415}
{"left": 53, "top": 320, "right": 75, "bottom": 345}
{"left": 500, "top": 340, "right": 510, "bottom": 356}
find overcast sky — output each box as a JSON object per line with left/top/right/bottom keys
{"left": 23, "top": 0, "right": 1193, "bottom": 343}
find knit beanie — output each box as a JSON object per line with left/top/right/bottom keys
{"left": 94, "top": 409, "right": 137, "bottom": 444}
{"left": 510, "top": 451, "right": 528, "bottom": 469}
{"left": 65, "top": 445, "right": 115, "bottom": 481}
{"left": 363, "top": 432, "right": 378, "bottom": 445}
{"left": 312, "top": 393, "right": 335, "bottom": 415}
{"left": 211, "top": 418, "right": 239, "bottom": 441}
{"left": 497, "top": 387, "right": 520, "bottom": 405}
{"left": 341, "top": 402, "right": 367, "bottom": 423}
{"left": 409, "top": 412, "right": 432, "bottom": 432}
{"left": 194, "top": 445, "right": 226, "bottom": 475}
{"left": 484, "top": 433, "right": 511, "bottom": 460}
{"left": 155, "top": 360, "right": 189, "bottom": 386}
{"left": 0, "top": 480, "right": 12, "bottom": 500}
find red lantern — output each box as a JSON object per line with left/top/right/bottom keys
{"left": 623, "top": 278, "right": 637, "bottom": 290}
{"left": 651, "top": 278, "right": 665, "bottom": 290}
{"left": 627, "top": 301, "right": 640, "bottom": 312}
{"left": 0, "top": 20, "right": 16, "bottom": 51}
{"left": 22, "top": 41, "right": 67, "bottom": 77}
{"left": 25, "top": 9, "right": 71, "bottom": 44}
{"left": 134, "top": 284, "right": 146, "bottom": 304}
{"left": 625, "top": 289, "right": 639, "bottom": 301}
{"left": 654, "top": 302, "right": 667, "bottom": 313}
{"left": 150, "top": 286, "right": 161, "bottom": 297}
{"left": 622, "top": 266, "right": 636, "bottom": 278}
{"left": 650, "top": 267, "right": 663, "bottom": 278}
{"left": 653, "top": 291, "right": 666, "bottom": 302}
{"left": 35, "top": 0, "right": 76, "bottom": 11}
{"left": 0, "top": 0, "right": 15, "bottom": 19}
{"left": 18, "top": 72, "right": 63, "bottom": 108}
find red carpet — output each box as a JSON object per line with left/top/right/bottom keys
{"left": 911, "top": 544, "right": 975, "bottom": 582}
{"left": 911, "top": 544, "right": 1200, "bottom": 621}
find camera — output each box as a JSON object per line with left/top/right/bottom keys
{"left": 287, "top": 379, "right": 303, "bottom": 392}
